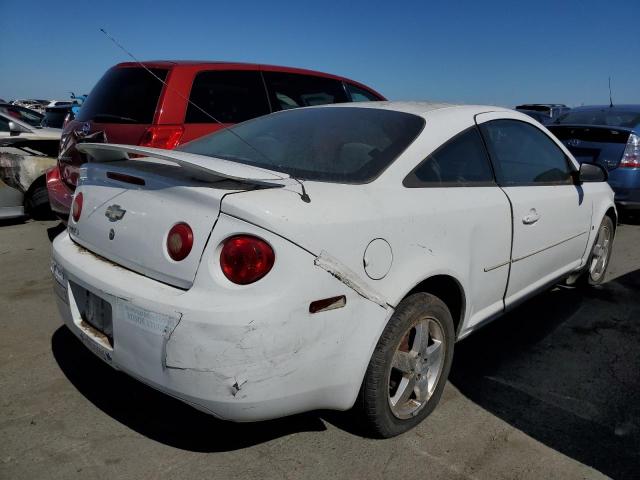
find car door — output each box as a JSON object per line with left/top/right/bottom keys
{"left": 402, "top": 125, "right": 512, "bottom": 331}
{"left": 476, "top": 113, "right": 591, "bottom": 306}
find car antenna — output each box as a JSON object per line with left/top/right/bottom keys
{"left": 98, "top": 28, "right": 310, "bottom": 203}
{"left": 608, "top": 76, "right": 614, "bottom": 108}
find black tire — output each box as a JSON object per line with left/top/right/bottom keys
{"left": 578, "top": 215, "right": 614, "bottom": 286}
{"left": 358, "top": 292, "right": 455, "bottom": 438}
{"left": 25, "top": 185, "right": 53, "bottom": 221}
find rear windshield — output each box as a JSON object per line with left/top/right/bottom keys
{"left": 42, "top": 109, "right": 68, "bottom": 128}
{"left": 76, "top": 67, "right": 167, "bottom": 124}
{"left": 555, "top": 109, "right": 640, "bottom": 128}
{"left": 178, "top": 107, "right": 425, "bottom": 183}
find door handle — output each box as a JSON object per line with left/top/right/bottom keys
{"left": 522, "top": 209, "right": 540, "bottom": 225}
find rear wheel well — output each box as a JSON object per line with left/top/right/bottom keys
{"left": 605, "top": 207, "right": 617, "bottom": 231}
{"left": 406, "top": 275, "right": 465, "bottom": 337}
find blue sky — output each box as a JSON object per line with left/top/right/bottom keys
{"left": 1, "top": 0, "right": 638, "bottom": 107}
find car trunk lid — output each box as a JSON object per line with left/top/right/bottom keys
{"left": 69, "top": 144, "right": 289, "bottom": 289}
{"left": 548, "top": 125, "right": 632, "bottom": 170}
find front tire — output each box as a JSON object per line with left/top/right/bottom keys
{"left": 582, "top": 216, "right": 614, "bottom": 286}
{"left": 359, "top": 292, "right": 455, "bottom": 438}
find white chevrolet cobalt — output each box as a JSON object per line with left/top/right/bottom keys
{"left": 51, "top": 102, "right": 616, "bottom": 437}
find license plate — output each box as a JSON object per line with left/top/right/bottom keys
{"left": 70, "top": 282, "right": 114, "bottom": 347}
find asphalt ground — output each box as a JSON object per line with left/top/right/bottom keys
{"left": 1, "top": 217, "right": 639, "bottom": 479}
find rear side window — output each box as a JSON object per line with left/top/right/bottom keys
{"left": 263, "top": 72, "right": 348, "bottom": 111}
{"left": 404, "top": 127, "right": 494, "bottom": 187}
{"left": 346, "top": 83, "right": 381, "bottom": 102}
{"left": 480, "top": 120, "right": 574, "bottom": 185}
{"left": 0, "top": 115, "right": 9, "bottom": 132}
{"left": 77, "top": 67, "right": 167, "bottom": 123}
{"left": 186, "top": 70, "right": 270, "bottom": 123}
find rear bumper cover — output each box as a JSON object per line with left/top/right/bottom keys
{"left": 51, "top": 231, "right": 389, "bottom": 421}
{"left": 46, "top": 165, "right": 73, "bottom": 218}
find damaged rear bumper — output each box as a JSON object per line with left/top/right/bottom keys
{"left": 52, "top": 231, "right": 389, "bottom": 421}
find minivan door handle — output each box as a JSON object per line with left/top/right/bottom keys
{"left": 522, "top": 209, "right": 540, "bottom": 225}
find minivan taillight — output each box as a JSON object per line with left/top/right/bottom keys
{"left": 620, "top": 133, "right": 640, "bottom": 168}
{"left": 166, "top": 223, "right": 194, "bottom": 261}
{"left": 220, "top": 235, "right": 275, "bottom": 285}
{"left": 139, "top": 125, "right": 184, "bottom": 150}
{"left": 72, "top": 192, "right": 83, "bottom": 222}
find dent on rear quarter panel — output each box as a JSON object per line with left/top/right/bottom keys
{"left": 161, "top": 213, "right": 390, "bottom": 406}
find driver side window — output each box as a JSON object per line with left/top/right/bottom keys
{"left": 479, "top": 120, "right": 574, "bottom": 185}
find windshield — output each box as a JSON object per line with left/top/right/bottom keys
{"left": 555, "top": 109, "right": 640, "bottom": 128}
{"left": 178, "top": 107, "right": 424, "bottom": 183}
{"left": 77, "top": 67, "right": 168, "bottom": 124}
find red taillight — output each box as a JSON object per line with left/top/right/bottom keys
{"left": 166, "top": 223, "right": 194, "bottom": 261}
{"left": 139, "top": 125, "right": 184, "bottom": 150}
{"left": 71, "top": 192, "right": 82, "bottom": 222}
{"left": 46, "top": 165, "right": 61, "bottom": 184}
{"left": 620, "top": 133, "right": 640, "bottom": 168}
{"left": 72, "top": 192, "right": 83, "bottom": 222}
{"left": 220, "top": 235, "right": 275, "bottom": 285}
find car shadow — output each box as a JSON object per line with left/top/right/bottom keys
{"left": 51, "top": 327, "right": 327, "bottom": 452}
{"left": 619, "top": 212, "right": 640, "bottom": 226}
{"left": 52, "top": 270, "right": 640, "bottom": 472}
{"left": 449, "top": 269, "right": 640, "bottom": 480}
{"left": 46, "top": 221, "right": 66, "bottom": 242}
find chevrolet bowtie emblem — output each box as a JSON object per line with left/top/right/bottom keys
{"left": 105, "top": 204, "right": 126, "bottom": 222}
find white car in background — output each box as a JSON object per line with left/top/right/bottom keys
{"left": 51, "top": 102, "right": 615, "bottom": 437}
{"left": 0, "top": 113, "right": 61, "bottom": 219}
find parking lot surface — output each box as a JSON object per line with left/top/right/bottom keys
{"left": 1, "top": 219, "right": 639, "bottom": 479}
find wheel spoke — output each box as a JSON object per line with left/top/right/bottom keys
{"left": 390, "top": 375, "right": 416, "bottom": 407}
{"left": 413, "top": 375, "right": 430, "bottom": 403}
{"left": 392, "top": 350, "right": 415, "bottom": 374}
{"left": 411, "top": 321, "right": 429, "bottom": 354}
{"left": 425, "top": 338, "right": 443, "bottom": 359}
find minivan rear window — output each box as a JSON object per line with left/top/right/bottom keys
{"left": 77, "top": 67, "right": 167, "bottom": 124}
{"left": 179, "top": 107, "right": 425, "bottom": 184}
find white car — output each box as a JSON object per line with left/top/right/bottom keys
{"left": 0, "top": 113, "right": 61, "bottom": 219}
{"left": 51, "top": 102, "right": 615, "bottom": 437}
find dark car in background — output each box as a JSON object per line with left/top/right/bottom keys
{"left": 515, "top": 104, "right": 570, "bottom": 124}
{"left": 41, "top": 105, "right": 73, "bottom": 129}
{"left": 548, "top": 105, "right": 640, "bottom": 212}
{"left": 47, "top": 60, "right": 385, "bottom": 219}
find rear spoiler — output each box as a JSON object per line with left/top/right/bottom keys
{"left": 76, "top": 143, "right": 289, "bottom": 186}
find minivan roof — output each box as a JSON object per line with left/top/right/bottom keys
{"left": 114, "top": 60, "right": 382, "bottom": 93}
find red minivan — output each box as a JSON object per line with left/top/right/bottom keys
{"left": 47, "top": 61, "right": 385, "bottom": 218}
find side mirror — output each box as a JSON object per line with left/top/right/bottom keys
{"left": 579, "top": 162, "right": 608, "bottom": 183}
{"left": 8, "top": 121, "right": 28, "bottom": 136}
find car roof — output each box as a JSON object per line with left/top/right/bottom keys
{"left": 569, "top": 104, "right": 640, "bottom": 113}
{"left": 113, "top": 60, "right": 385, "bottom": 97}
{"left": 315, "top": 101, "right": 511, "bottom": 118}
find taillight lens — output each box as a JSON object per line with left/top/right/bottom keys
{"left": 166, "top": 223, "right": 194, "bottom": 261}
{"left": 620, "top": 133, "right": 640, "bottom": 168}
{"left": 72, "top": 192, "right": 83, "bottom": 222}
{"left": 220, "top": 235, "right": 275, "bottom": 285}
{"left": 139, "top": 125, "right": 184, "bottom": 150}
